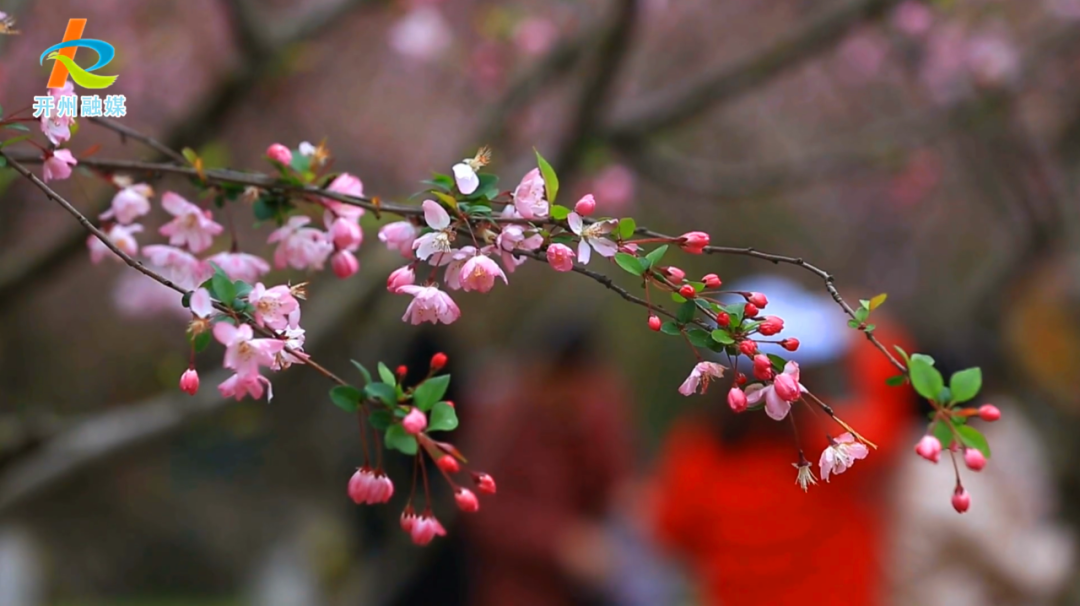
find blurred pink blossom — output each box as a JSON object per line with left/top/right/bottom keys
{"left": 591, "top": 164, "right": 636, "bottom": 212}
{"left": 837, "top": 30, "right": 889, "bottom": 82}
{"left": 389, "top": 7, "right": 453, "bottom": 62}
{"left": 891, "top": 1, "right": 933, "bottom": 37}
{"left": 514, "top": 17, "right": 558, "bottom": 56}
{"left": 112, "top": 272, "right": 189, "bottom": 320}
{"left": 966, "top": 31, "right": 1020, "bottom": 89}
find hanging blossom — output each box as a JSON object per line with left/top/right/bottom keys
{"left": 205, "top": 251, "right": 271, "bottom": 283}
{"left": 397, "top": 285, "right": 461, "bottom": 325}
{"left": 267, "top": 215, "right": 334, "bottom": 270}
{"left": 213, "top": 322, "right": 284, "bottom": 401}
{"left": 459, "top": 252, "right": 507, "bottom": 293}
{"left": 793, "top": 462, "right": 818, "bottom": 492}
{"left": 413, "top": 200, "right": 456, "bottom": 262}
{"left": 321, "top": 172, "right": 365, "bottom": 252}
{"left": 819, "top": 432, "right": 869, "bottom": 482}
{"left": 100, "top": 183, "right": 154, "bottom": 225}
{"left": 247, "top": 283, "right": 301, "bottom": 331}
{"left": 142, "top": 245, "right": 212, "bottom": 290}
{"left": 379, "top": 221, "right": 419, "bottom": 259}
{"left": 512, "top": 168, "right": 549, "bottom": 219}
{"left": 272, "top": 324, "right": 308, "bottom": 371}
{"left": 88, "top": 223, "right": 142, "bottom": 264}
{"left": 567, "top": 212, "right": 618, "bottom": 264}
{"left": 41, "top": 81, "right": 76, "bottom": 145}
{"left": 678, "top": 361, "right": 727, "bottom": 396}
{"left": 43, "top": 149, "right": 77, "bottom": 182}
{"left": 159, "top": 192, "right": 224, "bottom": 253}
{"left": 440, "top": 246, "right": 475, "bottom": 291}
{"left": 744, "top": 361, "right": 806, "bottom": 421}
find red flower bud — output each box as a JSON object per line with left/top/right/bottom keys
{"left": 758, "top": 315, "right": 784, "bottom": 336}
{"left": 455, "top": 488, "right": 480, "bottom": 513}
{"left": 666, "top": 266, "right": 686, "bottom": 281}
{"left": 679, "top": 231, "right": 710, "bottom": 254}
{"left": 738, "top": 340, "right": 758, "bottom": 356}
{"left": 978, "top": 404, "right": 1001, "bottom": 422}
{"left": 914, "top": 435, "right": 942, "bottom": 463}
{"left": 702, "top": 273, "right": 722, "bottom": 289}
{"left": 436, "top": 455, "right": 460, "bottom": 474}
{"left": 964, "top": 448, "right": 986, "bottom": 471}
{"left": 648, "top": 315, "right": 661, "bottom": 331}
{"left": 444, "top": 400, "right": 455, "bottom": 408}
{"left": 781, "top": 338, "right": 800, "bottom": 352}
{"left": 679, "top": 284, "right": 696, "bottom": 298}
{"left": 753, "top": 354, "right": 774, "bottom": 381}
{"left": 430, "top": 352, "right": 448, "bottom": 371}
{"left": 717, "top": 312, "right": 731, "bottom": 327}
{"left": 727, "top": 387, "right": 748, "bottom": 413}
{"left": 736, "top": 372, "right": 748, "bottom": 386}
{"left": 952, "top": 487, "right": 971, "bottom": 513}
{"left": 179, "top": 368, "right": 199, "bottom": 396}
{"left": 473, "top": 472, "right": 497, "bottom": 494}
{"left": 396, "top": 365, "right": 408, "bottom": 377}
{"left": 744, "top": 303, "right": 759, "bottom": 318}
{"left": 747, "top": 292, "right": 768, "bottom": 308}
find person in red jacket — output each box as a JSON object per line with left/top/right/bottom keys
{"left": 650, "top": 276, "right": 915, "bottom": 606}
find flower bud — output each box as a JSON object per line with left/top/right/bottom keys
{"left": 758, "top": 315, "right": 784, "bottom": 336}
{"left": 331, "top": 249, "right": 360, "bottom": 278}
{"left": 574, "top": 194, "right": 597, "bottom": 216}
{"left": 430, "top": 352, "right": 448, "bottom": 371}
{"left": 387, "top": 265, "right": 415, "bottom": 293}
{"left": 739, "top": 340, "right": 758, "bottom": 356}
{"left": 266, "top": 143, "right": 292, "bottom": 165}
{"left": 396, "top": 365, "right": 408, "bottom": 377}
{"left": 403, "top": 408, "right": 427, "bottom": 435}
{"left": 736, "top": 372, "right": 747, "bottom": 386}
{"left": 179, "top": 368, "right": 200, "bottom": 396}
{"left": 964, "top": 448, "right": 986, "bottom": 471}
{"left": 679, "top": 231, "right": 710, "bottom": 254}
{"left": 914, "top": 435, "right": 941, "bottom": 463}
{"left": 330, "top": 217, "right": 363, "bottom": 250}
{"left": 781, "top": 338, "right": 800, "bottom": 352}
{"left": 436, "top": 454, "right": 459, "bottom": 474}
{"left": 702, "top": 273, "right": 722, "bottom": 289}
{"left": 546, "top": 243, "right": 575, "bottom": 272}
{"left": 717, "top": 312, "right": 731, "bottom": 327}
{"left": 727, "top": 387, "right": 748, "bottom": 413}
{"left": 455, "top": 488, "right": 480, "bottom": 513}
{"left": 666, "top": 266, "right": 686, "bottom": 281}
{"left": 473, "top": 472, "right": 497, "bottom": 494}
{"left": 679, "top": 284, "right": 696, "bottom": 298}
{"left": 752, "top": 355, "right": 774, "bottom": 381}
{"left": 773, "top": 373, "right": 801, "bottom": 401}
{"left": 744, "top": 303, "right": 759, "bottom": 318}
{"left": 648, "top": 315, "right": 661, "bottom": 331}
{"left": 952, "top": 487, "right": 971, "bottom": 513}
{"left": 444, "top": 400, "right": 455, "bottom": 408}
{"left": 348, "top": 467, "right": 374, "bottom": 505}
{"left": 747, "top": 292, "right": 768, "bottom": 308}
{"left": 978, "top": 404, "right": 1001, "bottom": 422}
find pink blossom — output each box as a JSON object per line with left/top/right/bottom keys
{"left": 205, "top": 252, "right": 271, "bottom": 283}
{"left": 348, "top": 467, "right": 376, "bottom": 504}
{"left": 592, "top": 164, "right": 635, "bottom": 211}
{"left": 837, "top": 30, "right": 888, "bottom": 81}
{"left": 41, "top": 81, "right": 75, "bottom": 144}
{"left": 460, "top": 254, "right": 507, "bottom": 293}
{"left": 678, "top": 361, "right": 727, "bottom": 396}
{"left": 378, "top": 221, "right": 419, "bottom": 258}
{"left": 441, "top": 247, "right": 475, "bottom": 290}
{"left": 546, "top": 243, "right": 575, "bottom": 272}
{"left": 218, "top": 372, "right": 274, "bottom": 402}
{"left": 189, "top": 287, "right": 214, "bottom": 318}
{"left": 213, "top": 322, "right": 285, "bottom": 376}
{"left": 267, "top": 215, "right": 334, "bottom": 270}
{"left": 321, "top": 173, "right": 365, "bottom": 225}
{"left": 727, "top": 386, "right": 748, "bottom": 412}
{"left": 574, "top": 194, "right": 597, "bottom": 216}
{"left": 398, "top": 285, "right": 461, "bottom": 325}
{"left": 409, "top": 512, "right": 447, "bottom": 546}
{"left": 266, "top": 143, "right": 292, "bottom": 165}
{"left": 142, "top": 245, "right": 211, "bottom": 290}
{"left": 819, "top": 432, "right": 869, "bottom": 482}
{"left": 387, "top": 265, "right": 416, "bottom": 293}
{"left": 331, "top": 249, "right": 360, "bottom": 278}
{"left": 88, "top": 223, "right": 142, "bottom": 264}
{"left": 403, "top": 408, "right": 427, "bottom": 435}
{"left": 891, "top": 1, "right": 932, "bottom": 37}
{"left": 514, "top": 17, "right": 558, "bottom": 56}
{"left": 100, "top": 183, "right": 153, "bottom": 225}
{"left": 412, "top": 200, "right": 456, "bottom": 262}
{"left": 745, "top": 361, "right": 805, "bottom": 421}
{"left": 452, "top": 161, "right": 479, "bottom": 195}
{"left": 272, "top": 325, "right": 308, "bottom": 371}
{"left": 328, "top": 217, "right": 363, "bottom": 251}
{"left": 679, "top": 231, "right": 710, "bottom": 254}
{"left": 494, "top": 218, "right": 543, "bottom": 273}
{"left": 43, "top": 149, "right": 77, "bottom": 182}
{"left": 180, "top": 368, "right": 200, "bottom": 395}
{"left": 455, "top": 488, "right": 480, "bottom": 513}
{"left": 966, "top": 32, "right": 1019, "bottom": 88}
{"left": 388, "top": 6, "right": 452, "bottom": 62}
{"left": 915, "top": 435, "right": 942, "bottom": 463}
{"left": 512, "top": 168, "right": 549, "bottom": 219}
{"left": 567, "top": 212, "right": 618, "bottom": 264}
{"left": 159, "top": 192, "right": 224, "bottom": 253}
{"left": 247, "top": 283, "right": 300, "bottom": 330}
{"left": 368, "top": 472, "right": 394, "bottom": 504}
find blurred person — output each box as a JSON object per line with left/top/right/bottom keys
{"left": 461, "top": 322, "right": 635, "bottom": 606}
{"left": 650, "top": 275, "right": 916, "bottom": 606}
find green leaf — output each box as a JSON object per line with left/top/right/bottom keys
{"left": 550, "top": 204, "right": 571, "bottom": 220}
{"left": 368, "top": 410, "right": 393, "bottom": 432}
{"left": 909, "top": 356, "right": 945, "bottom": 402}
{"left": 931, "top": 419, "right": 956, "bottom": 449}
{"left": 676, "top": 300, "right": 697, "bottom": 324}
{"left": 233, "top": 281, "right": 252, "bottom": 299}
{"left": 644, "top": 245, "right": 668, "bottom": 269}
{"left": 911, "top": 353, "right": 935, "bottom": 366}
{"left": 618, "top": 217, "right": 636, "bottom": 240}
{"left": 385, "top": 424, "right": 418, "bottom": 455}
{"left": 413, "top": 375, "right": 450, "bottom": 412}
{"left": 363, "top": 382, "right": 397, "bottom": 406}
{"left": 192, "top": 330, "right": 212, "bottom": 353}
{"left": 671, "top": 292, "right": 687, "bottom": 303}
{"left": 3, "top": 123, "right": 29, "bottom": 133}
{"left": 614, "top": 252, "right": 644, "bottom": 276}
{"left": 854, "top": 307, "right": 870, "bottom": 322}
{"left": 428, "top": 402, "right": 459, "bottom": 432}
{"left": 0, "top": 134, "right": 29, "bottom": 148}
{"left": 766, "top": 354, "right": 787, "bottom": 371}
{"left": 957, "top": 425, "right": 991, "bottom": 458}
{"left": 534, "top": 148, "right": 559, "bottom": 203}
{"left": 377, "top": 362, "right": 396, "bottom": 386}
{"left": 210, "top": 272, "right": 235, "bottom": 305}
{"left": 252, "top": 198, "right": 276, "bottom": 221}
{"left": 885, "top": 375, "right": 907, "bottom": 387}
{"left": 427, "top": 172, "right": 454, "bottom": 190}
{"left": 949, "top": 368, "right": 982, "bottom": 404}
{"left": 894, "top": 345, "right": 911, "bottom": 366}
{"left": 182, "top": 147, "right": 200, "bottom": 165}
{"left": 350, "top": 360, "right": 372, "bottom": 385}
{"left": 710, "top": 329, "right": 734, "bottom": 345}
{"left": 687, "top": 328, "right": 712, "bottom": 347}
{"left": 0, "top": 155, "right": 6, "bottom": 168}
{"left": 869, "top": 293, "right": 888, "bottom": 310}
{"left": 329, "top": 385, "right": 362, "bottom": 413}
{"left": 660, "top": 321, "right": 681, "bottom": 336}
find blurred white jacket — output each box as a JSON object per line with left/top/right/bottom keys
{"left": 888, "top": 398, "right": 1075, "bottom": 606}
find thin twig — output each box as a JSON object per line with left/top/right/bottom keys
{"left": 87, "top": 118, "right": 188, "bottom": 163}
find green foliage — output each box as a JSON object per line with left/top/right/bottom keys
{"left": 676, "top": 300, "right": 697, "bottom": 324}
{"left": 385, "top": 424, "right": 418, "bottom": 455}
{"left": 885, "top": 375, "right": 907, "bottom": 387}
{"left": 191, "top": 330, "right": 212, "bottom": 353}
{"left": 618, "top": 217, "right": 636, "bottom": 239}
{"left": 369, "top": 409, "right": 393, "bottom": 431}
{"left": 377, "top": 362, "right": 396, "bottom": 386}
{"left": 908, "top": 355, "right": 945, "bottom": 402}
{"left": 614, "top": 252, "right": 644, "bottom": 276}
{"left": 413, "top": 375, "right": 450, "bottom": 412}
{"left": 710, "top": 329, "right": 734, "bottom": 345}
{"left": 931, "top": 419, "right": 955, "bottom": 448}
{"left": 686, "top": 328, "right": 712, "bottom": 348}
{"left": 949, "top": 368, "right": 982, "bottom": 403}
{"left": 350, "top": 360, "right": 372, "bottom": 385}
{"left": 428, "top": 402, "right": 459, "bottom": 432}
{"left": 767, "top": 353, "right": 787, "bottom": 371}
{"left": 363, "top": 382, "right": 396, "bottom": 406}
{"left": 534, "top": 149, "right": 559, "bottom": 203}
{"left": 660, "top": 321, "right": 681, "bottom": 336}
{"left": 329, "top": 385, "right": 362, "bottom": 413}
{"left": 644, "top": 245, "right": 668, "bottom": 269}
{"left": 957, "top": 425, "right": 991, "bottom": 458}
{"left": 550, "top": 204, "right": 571, "bottom": 220}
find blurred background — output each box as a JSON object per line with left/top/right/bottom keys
{"left": 2, "top": 0, "right": 1080, "bottom": 604}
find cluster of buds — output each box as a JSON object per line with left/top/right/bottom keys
{"left": 914, "top": 402, "right": 1000, "bottom": 513}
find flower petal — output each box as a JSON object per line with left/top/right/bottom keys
{"left": 422, "top": 199, "right": 451, "bottom": 230}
